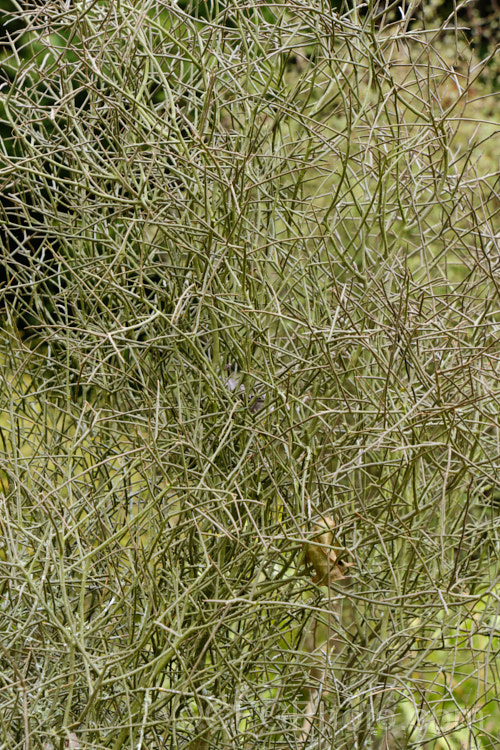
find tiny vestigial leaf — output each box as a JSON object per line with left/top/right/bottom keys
{"left": 304, "top": 517, "right": 352, "bottom": 586}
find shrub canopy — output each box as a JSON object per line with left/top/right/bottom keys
{"left": 0, "top": 1, "right": 499, "bottom": 748}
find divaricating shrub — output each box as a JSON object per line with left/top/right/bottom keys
{"left": 0, "top": 2, "right": 498, "bottom": 748}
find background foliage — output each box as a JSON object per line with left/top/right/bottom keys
{"left": 0, "top": 1, "right": 499, "bottom": 748}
